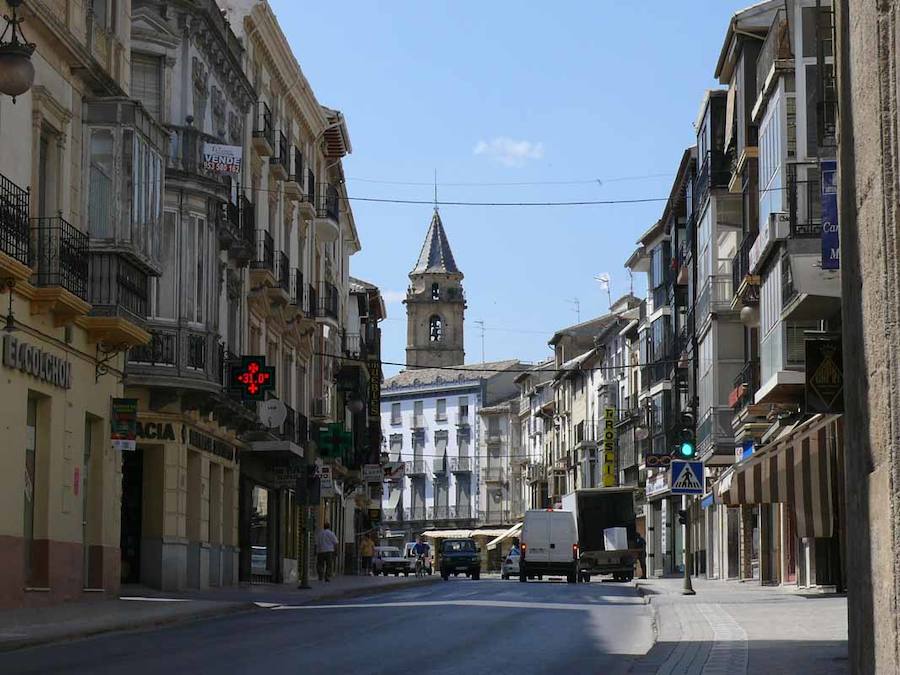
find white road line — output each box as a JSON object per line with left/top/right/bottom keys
{"left": 271, "top": 598, "right": 644, "bottom": 611}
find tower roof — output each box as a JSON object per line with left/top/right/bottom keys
{"left": 411, "top": 210, "right": 461, "bottom": 276}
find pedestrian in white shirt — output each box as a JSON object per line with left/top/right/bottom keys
{"left": 316, "top": 523, "right": 339, "bottom": 581}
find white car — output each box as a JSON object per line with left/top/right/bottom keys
{"left": 519, "top": 509, "right": 579, "bottom": 583}
{"left": 372, "top": 546, "right": 409, "bottom": 576}
{"left": 501, "top": 549, "right": 520, "bottom": 580}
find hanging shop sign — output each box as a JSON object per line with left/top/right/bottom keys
{"left": 228, "top": 355, "right": 275, "bottom": 401}
{"left": 202, "top": 143, "right": 242, "bottom": 175}
{"left": 806, "top": 337, "right": 844, "bottom": 414}
{"left": 2, "top": 335, "right": 72, "bottom": 389}
{"left": 111, "top": 398, "right": 138, "bottom": 452}
{"left": 821, "top": 159, "right": 840, "bottom": 270}
{"left": 602, "top": 407, "right": 617, "bottom": 487}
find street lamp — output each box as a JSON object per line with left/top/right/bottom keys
{"left": 0, "top": 0, "right": 35, "bottom": 102}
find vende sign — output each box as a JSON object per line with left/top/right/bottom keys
{"left": 202, "top": 143, "right": 242, "bottom": 175}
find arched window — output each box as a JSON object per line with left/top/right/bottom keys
{"left": 429, "top": 315, "right": 443, "bottom": 342}
{"left": 431, "top": 283, "right": 440, "bottom": 300}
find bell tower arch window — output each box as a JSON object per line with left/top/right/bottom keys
{"left": 429, "top": 315, "right": 443, "bottom": 342}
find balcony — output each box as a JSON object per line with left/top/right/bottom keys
{"left": 405, "top": 506, "right": 427, "bottom": 521}
{"left": 252, "top": 102, "right": 274, "bottom": 156}
{"left": 430, "top": 505, "right": 451, "bottom": 521}
{"left": 285, "top": 147, "right": 303, "bottom": 201}
{"left": 126, "top": 326, "right": 226, "bottom": 390}
{"left": 269, "top": 131, "right": 289, "bottom": 181}
{"left": 299, "top": 169, "right": 317, "bottom": 219}
{"left": 30, "top": 216, "right": 91, "bottom": 321}
{"left": 0, "top": 171, "right": 31, "bottom": 280}
{"left": 756, "top": 8, "right": 792, "bottom": 107}
{"left": 483, "top": 466, "right": 506, "bottom": 482}
{"left": 407, "top": 459, "right": 428, "bottom": 476}
{"left": 451, "top": 505, "right": 474, "bottom": 520}
{"left": 314, "top": 184, "right": 340, "bottom": 242}
{"left": 450, "top": 457, "right": 472, "bottom": 473}
{"left": 731, "top": 231, "right": 760, "bottom": 310}
{"left": 166, "top": 126, "right": 230, "bottom": 189}
{"left": 268, "top": 250, "right": 290, "bottom": 304}
{"left": 314, "top": 281, "right": 339, "bottom": 322}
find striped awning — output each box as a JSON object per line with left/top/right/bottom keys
{"left": 716, "top": 415, "right": 839, "bottom": 539}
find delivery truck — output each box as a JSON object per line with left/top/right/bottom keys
{"left": 561, "top": 487, "right": 639, "bottom": 582}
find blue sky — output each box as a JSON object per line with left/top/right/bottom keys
{"left": 271, "top": 1, "right": 741, "bottom": 375}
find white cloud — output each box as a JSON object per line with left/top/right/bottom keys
{"left": 473, "top": 137, "right": 544, "bottom": 167}
{"left": 381, "top": 290, "right": 407, "bottom": 305}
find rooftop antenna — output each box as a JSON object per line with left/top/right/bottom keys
{"left": 567, "top": 298, "right": 581, "bottom": 323}
{"left": 594, "top": 273, "right": 612, "bottom": 309}
{"left": 474, "top": 320, "right": 486, "bottom": 363}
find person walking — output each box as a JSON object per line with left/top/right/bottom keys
{"left": 316, "top": 522, "right": 339, "bottom": 582}
{"left": 360, "top": 533, "right": 375, "bottom": 576}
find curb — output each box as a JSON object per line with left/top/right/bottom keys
{"left": 0, "top": 601, "right": 259, "bottom": 654}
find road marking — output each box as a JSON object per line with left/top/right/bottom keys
{"left": 271, "top": 598, "right": 644, "bottom": 611}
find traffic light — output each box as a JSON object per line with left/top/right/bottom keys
{"left": 677, "top": 509, "right": 689, "bottom": 526}
{"left": 675, "top": 410, "right": 697, "bottom": 459}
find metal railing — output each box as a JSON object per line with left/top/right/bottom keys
{"left": 289, "top": 269, "right": 304, "bottom": 307}
{"left": 251, "top": 230, "right": 274, "bottom": 273}
{"left": 275, "top": 251, "right": 290, "bottom": 292}
{"left": 0, "top": 171, "right": 30, "bottom": 267}
{"left": 31, "top": 217, "right": 89, "bottom": 299}
{"left": 88, "top": 253, "right": 148, "bottom": 322}
{"left": 290, "top": 147, "right": 304, "bottom": 185}
{"left": 270, "top": 131, "right": 288, "bottom": 171}
{"left": 451, "top": 505, "right": 474, "bottom": 519}
{"left": 318, "top": 184, "right": 339, "bottom": 222}
{"left": 316, "top": 281, "right": 339, "bottom": 320}
{"left": 253, "top": 102, "right": 274, "bottom": 149}
{"left": 757, "top": 8, "right": 791, "bottom": 95}
{"left": 731, "top": 359, "right": 760, "bottom": 412}
{"left": 450, "top": 456, "right": 472, "bottom": 473}
{"left": 407, "top": 459, "right": 428, "bottom": 475}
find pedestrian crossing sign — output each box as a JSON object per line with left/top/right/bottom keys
{"left": 670, "top": 460, "right": 704, "bottom": 495}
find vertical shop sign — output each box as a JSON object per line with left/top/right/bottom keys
{"left": 111, "top": 398, "right": 138, "bottom": 452}
{"left": 602, "top": 407, "right": 617, "bottom": 487}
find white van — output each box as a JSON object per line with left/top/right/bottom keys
{"left": 519, "top": 509, "right": 579, "bottom": 583}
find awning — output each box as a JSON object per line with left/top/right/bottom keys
{"left": 421, "top": 529, "right": 472, "bottom": 539}
{"left": 386, "top": 490, "right": 401, "bottom": 510}
{"left": 487, "top": 522, "right": 523, "bottom": 551}
{"left": 714, "top": 415, "right": 839, "bottom": 539}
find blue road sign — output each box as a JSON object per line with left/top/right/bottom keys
{"left": 670, "top": 460, "right": 704, "bottom": 495}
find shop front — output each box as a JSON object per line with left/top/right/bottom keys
{"left": 123, "top": 406, "right": 241, "bottom": 591}
{"left": 713, "top": 415, "right": 845, "bottom": 589}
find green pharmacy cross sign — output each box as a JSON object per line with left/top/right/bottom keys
{"left": 317, "top": 422, "right": 353, "bottom": 458}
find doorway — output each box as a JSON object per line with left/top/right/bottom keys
{"left": 120, "top": 448, "right": 144, "bottom": 584}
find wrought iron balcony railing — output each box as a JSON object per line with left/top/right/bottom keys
{"left": 0, "top": 171, "right": 30, "bottom": 267}
{"left": 31, "top": 217, "right": 89, "bottom": 300}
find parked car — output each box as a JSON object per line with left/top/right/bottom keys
{"left": 519, "top": 509, "right": 579, "bottom": 583}
{"left": 372, "top": 546, "right": 409, "bottom": 576}
{"left": 439, "top": 538, "right": 481, "bottom": 580}
{"left": 501, "top": 549, "right": 520, "bottom": 580}
{"left": 404, "top": 542, "right": 433, "bottom": 575}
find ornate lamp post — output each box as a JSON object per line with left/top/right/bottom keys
{"left": 0, "top": 0, "right": 35, "bottom": 102}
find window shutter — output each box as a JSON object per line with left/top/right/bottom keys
{"left": 131, "top": 54, "right": 162, "bottom": 121}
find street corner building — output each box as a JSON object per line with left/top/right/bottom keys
{"left": 0, "top": 0, "right": 384, "bottom": 608}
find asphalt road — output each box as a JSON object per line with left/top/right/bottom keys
{"left": 0, "top": 576, "right": 653, "bottom": 675}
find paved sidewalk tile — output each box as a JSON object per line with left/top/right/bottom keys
{"left": 629, "top": 577, "right": 848, "bottom": 674}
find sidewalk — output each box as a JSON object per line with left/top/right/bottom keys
{"left": 0, "top": 573, "right": 438, "bottom": 653}
{"left": 630, "top": 576, "right": 848, "bottom": 674}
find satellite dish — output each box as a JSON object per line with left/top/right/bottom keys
{"left": 259, "top": 398, "right": 287, "bottom": 428}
